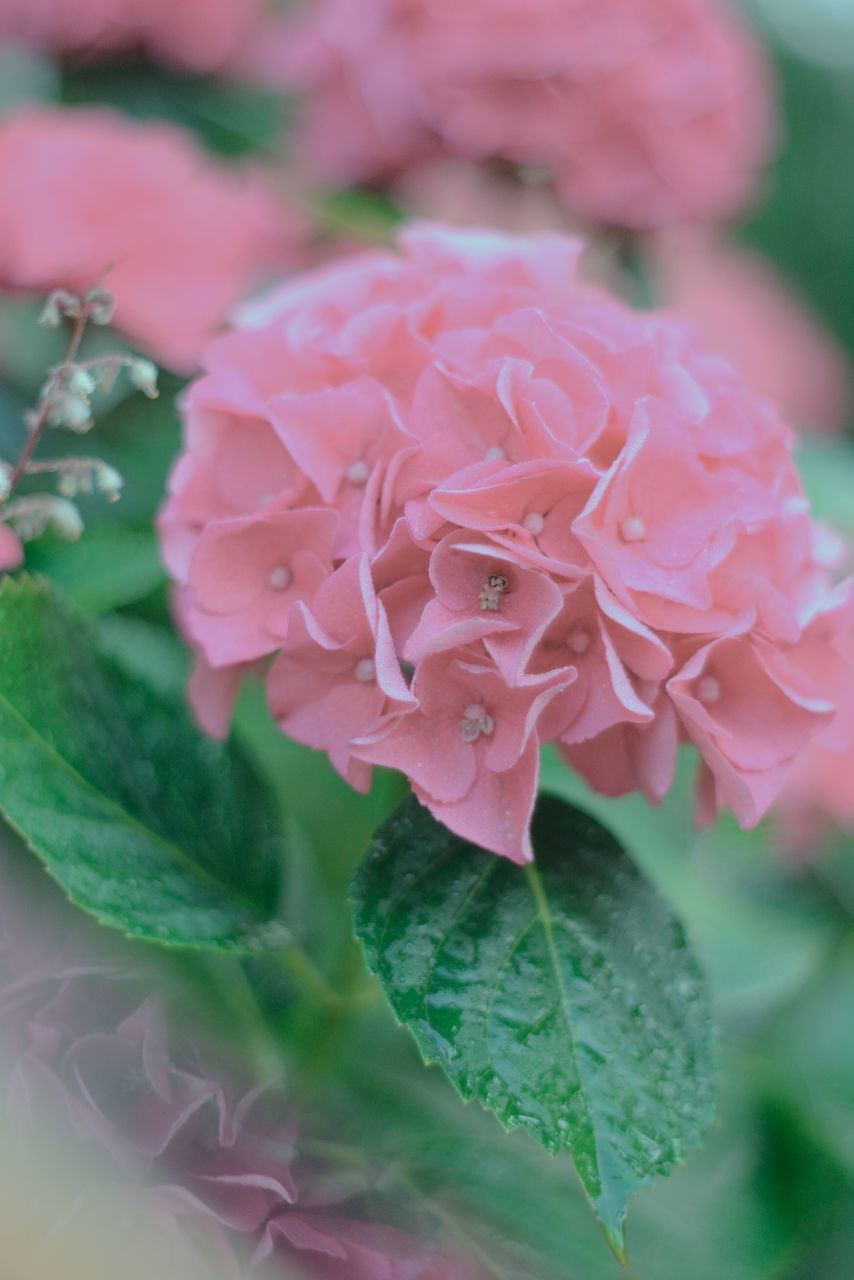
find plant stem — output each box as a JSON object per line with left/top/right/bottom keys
{"left": 204, "top": 954, "right": 287, "bottom": 1086}
{"left": 278, "top": 942, "right": 348, "bottom": 1012}
{"left": 7, "top": 310, "right": 87, "bottom": 497}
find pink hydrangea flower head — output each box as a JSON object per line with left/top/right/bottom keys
{"left": 161, "top": 222, "right": 847, "bottom": 862}
{"left": 0, "top": 0, "right": 264, "bottom": 72}
{"left": 651, "top": 233, "right": 852, "bottom": 433}
{"left": 264, "top": 0, "right": 775, "bottom": 229}
{"left": 0, "top": 106, "right": 306, "bottom": 373}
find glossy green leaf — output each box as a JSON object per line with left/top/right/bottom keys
{"left": 351, "top": 793, "right": 716, "bottom": 1253}
{"left": 0, "top": 576, "right": 281, "bottom": 951}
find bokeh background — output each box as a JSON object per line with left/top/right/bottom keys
{"left": 0, "top": 1, "right": 852, "bottom": 1277}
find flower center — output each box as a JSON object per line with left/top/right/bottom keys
{"left": 695, "top": 675, "right": 721, "bottom": 705}
{"left": 268, "top": 565, "right": 292, "bottom": 591}
{"left": 566, "top": 625, "right": 592, "bottom": 655}
{"left": 484, "top": 446, "right": 505, "bottom": 461}
{"left": 523, "top": 512, "right": 545, "bottom": 536}
{"left": 460, "top": 703, "right": 495, "bottom": 743}
{"left": 479, "top": 573, "right": 510, "bottom": 611}
{"left": 619, "top": 516, "right": 646, "bottom": 543}
{"left": 346, "top": 459, "right": 371, "bottom": 486}
{"left": 354, "top": 657, "right": 376, "bottom": 683}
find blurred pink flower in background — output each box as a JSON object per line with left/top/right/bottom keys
{"left": 0, "top": 524, "right": 24, "bottom": 571}
{"left": 651, "top": 234, "right": 852, "bottom": 433}
{"left": 160, "top": 223, "right": 851, "bottom": 862}
{"left": 0, "top": 851, "right": 489, "bottom": 1280}
{"left": 262, "top": 0, "right": 774, "bottom": 230}
{"left": 0, "top": 0, "right": 265, "bottom": 73}
{"left": 775, "top": 607, "right": 854, "bottom": 851}
{"left": 0, "top": 106, "right": 306, "bottom": 373}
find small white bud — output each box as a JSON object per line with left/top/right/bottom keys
{"left": 6, "top": 494, "right": 83, "bottom": 543}
{"left": 38, "top": 298, "right": 62, "bottom": 328}
{"left": 60, "top": 396, "right": 94, "bottom": 433}
{"left": 85, "top": 287, "right": 116, "bottom": 326}
{"left": 95, "top": 463, "right": 123, "bottom": 501}
{"left": 0, "top": 466, "right": 11, "bottom": 503}
{"left": 57, "top": 472, "right": 79, "bottom": 499}
{"left": 48, "top": 497, "right": 84, "bottom": 542}
{"left": 128, "top": 358, "right": 159, "bottom": 398}
{"left": 39, "top": 289, "right": 82, "bottom": 327}
{"left": 66, "top": 367, "right": 96, "bottom": 399}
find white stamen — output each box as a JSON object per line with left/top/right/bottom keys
{"left": 354, "top": 657, "right": 376, "bottom": 683}
{"left": 346, "top": 459, "right": 371, "bottom": 485}
{"left": 566, "top": 625, "right": 592, "bottom": 655}
{"left": 696, "top": 675, "right": 721, "bottom": 705}
{"left": 620, "top": 516, "right": 646, "bottom": 543}
{"left": 268, "top": 565, "right": 292, "bottom": 591}
{"left": 460, "top": 703, "right": 495, "bottom": 743}
{"left": 485, "top": 446, "right": 505, "bottom": 461}
{"left": 523, "top": 512, "right": 545, "bottom": 536}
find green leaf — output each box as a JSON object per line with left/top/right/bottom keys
{"left": 351, "top": 794, "right": 716, "bottom": 1254}
{"left": 25, "top": 526, "right": 165, "bottom": 615}
{"left": 61, "top": 61, "right": 288, "bottom": 157}
{"left": 318, "top": 186, "right": 403, "bottom": 243}
{"left": 0, "top": 576, "right": 281, "bottom": 951}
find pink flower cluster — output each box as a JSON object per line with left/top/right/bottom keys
{"left": 161, "top": 224, "right": 849, "bottom": 863}
{"left": 0, "top": 0, "right": 263, "bottom": 73}
{"left": 272, "top": 0, "right": 774, "bottom": 229}
{"left": 0, "top": 106, "right": 305, "bottom": 373}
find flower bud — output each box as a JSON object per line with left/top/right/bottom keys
{"left": 128, "top": 358, "right": 159, "bottom": 398}
{"left": 56, "top": 472, "right": 78, "bottom": 499}
{"left": 66, "top": 367, "right": 96, "bottom": 399}
{"left": 38, "top": 289, "right": 82, "bottom": 327}
{"left": 95, "top": 464, "right": 123, "bottom": 501}
{"left": 48, "top": 497, "right": 84, "bottom": 541}
{"left": 85, "top": 287, "right": 116, "bottom": 326}
{"left": 60, "top": 396, "right": 93, "bottom": 433}
{"left": 38, "top": 298, "right": 62, "bottom": 328}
